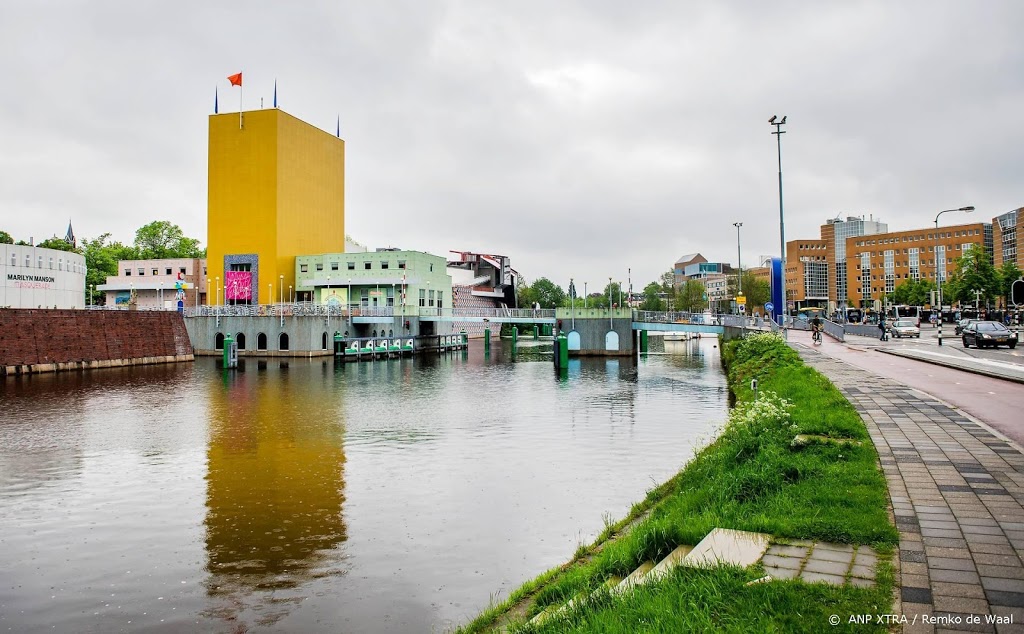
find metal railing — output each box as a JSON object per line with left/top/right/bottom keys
{"left": 418, "top": 307, "right": 556, "bottom": 319}
{"left": 633, "top": 311, "right": 721, "bottom": 325}
{"left": 822, "top": 319, "right": 846, "bottom": 342}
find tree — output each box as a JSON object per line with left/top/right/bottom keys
{"left": 997, "top": 261, "right": 1023, "bottom": 308}
{"left": 0, "top": 230, "right": 12, "bottom": 244}
{"left": 639, "top": 281, "right": 666, "bottom": 311}
{"left": 726, "top": 271, "right": 770, "bottom": 315}
{"left": 889, "top": 278, "right": 935, "bottom": 307}
{"left": 81, "top": 233, "right": 139, "bottom": 305}
{"left": 134, "top": 221, "right": 204, "bottom": 259}
{"left": 529, "top": 278, "right": 567, "bottom": 309}
{"left": 946, "top": 245, "right": 999, "bottom": 308}
{"left": 674, "top": 280, "right": 707, "bottom": 312}
{"left": 36, "top": 237, "right": 77, "bottom": 252}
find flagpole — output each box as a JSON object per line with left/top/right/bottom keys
{"left": 239, "top": 71, "right": 243, "bottom": 129}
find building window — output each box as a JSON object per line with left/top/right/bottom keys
{"left": 203, "top": 267, "right": 207, "bottom": 275}
{"left": 25, "top": 254, "right": 30, "bottom": 267}
{"left": 331, "top": 262, "right": 339, "bottom": 271}
{"left": 429, "top": 289, "right": 435, "bottom": 307}
{"left": 152, "top": 268, "right": 158, "bottom": 276}
{"left": 316, "top": 263, "right": 323, "bottom": 271}
{"left": 364, "top": 262, "right": 372, "bottom": 270}
{"left": 58, "top": 259, "right": 63, "bottom": 271}
{"left": 437, "top": 291, "right": 443, "bottom": 309}
{"left": 300, "top": 264, "right": 308, "bottom": 273}
{"left": 381, "top": 261, "right": 389, "bottom": 269}
{"left": 10, "top": 253, "right": 15, "bottom": 267}
{"left": 138, "top": 268, "right": 145, "bottom": 275}
{"left": 125, "top": 269, "right": 132, "bottom": 276}
{"left": 398, "top": 260, "right": 406, "bottom": 269}
{"left": 38, "top": 256, "right": 43, "bottom": 268}
{"left": 347, "top": 262, "right": 355, "bottom": 270}
{"left": 165, "top": 268, "right": 172, "bottom": 275}
{"left": 419, "top": 288, "right": 426, "bottom": 307}
{"left": 180, "top": 267, "right": 186, "bottom": 275}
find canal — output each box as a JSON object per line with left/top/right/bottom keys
{"left": 0, "top": 337, "right": 728, "bottom": 633}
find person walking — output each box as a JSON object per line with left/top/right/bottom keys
{"left": 878, "top": 315, "right": 888, "bottom": 341}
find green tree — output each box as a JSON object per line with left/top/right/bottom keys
{"left": 674, "top": 280, "right": 707, "bottom": 312}
{"left": 516, "top": 276, "right": 536, "bottom": 308}
{"left": 81, "top": 233, "right": 139, "bottom": 305}
{"left": 134, "top": 221, "right": 204, "bottom": 259}
{"left": 529, "top": 278, "right": 567, "bottom": 309}
{"left": 639, "top": 281, "right": 666, "bottom": 311}
{"left": 997, "top": 261, "right": 1023, "bottom": 308}
{"left": 36, "top": 237, "right": 77, "bottom": 252}
{"left": 889, "top": 278, "right": 935, "bottom": 306}
{"left": 0, "top": 230, "right": 13, "bottom": 244}
{"left": 726, "top": 272, "right": 770, "bottom": 314}
{"left": 946, "top": 244, "right": 999, "bottom": 308}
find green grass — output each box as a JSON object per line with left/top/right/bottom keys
{"left": 459, "top": 332, "right": 898, "bottom": 633}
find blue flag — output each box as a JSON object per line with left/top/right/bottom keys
{"left": 273, "top": 80, "right": 277, "bottom": 108}
{"left": 336, "top": 115, "right": 340, "bottom": 138}
{"left": 214, "top": 86, "right": 219, "bottom": 114}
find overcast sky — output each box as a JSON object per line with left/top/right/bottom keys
{"left": 2, "top": 1, "right": 1022, "bottom": 290}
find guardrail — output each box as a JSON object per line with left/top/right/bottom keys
{"left": 418, "top": 308, "right": 556, "bottom": 319}
{"left": 822, "top": 319, "right": 846, "bottom": 342}
{"left": 633, "top": 311, "right": 721, "bottom": 325}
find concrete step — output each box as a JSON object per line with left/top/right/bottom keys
{"left": 643, "top": 544, "right": 695, "bottom": 583}
{"left": 681, "top": 528, "right": 771, "bottom": 569}
{"left": 612, "top": 560, "right": 656, "bottom": 595}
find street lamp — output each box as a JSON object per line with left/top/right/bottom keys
{"left": 348, "top": 278, "right": 352, "bottom": 317}
{"left": 769, "top": 115, "right": 787, "bottom": 325}
{"left": 733, "top": 221, "right": 743, "bottom": 305}
{"left": 934, "top": 205, "right": 974, "bottom": 346}
{"left": 207, "top": 278, "right": 210, "bottom": 306}
{"left": 215, "top": 276, "right": 220, "bottom": 306}
{"left": 608, "top": 277, "right": 613, "bottom": 330}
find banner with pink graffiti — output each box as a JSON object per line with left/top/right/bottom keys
{"left": 225, "top": 271, "right": 253, "bottom": 301}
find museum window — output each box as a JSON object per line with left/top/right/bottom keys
{"left": 38, "top": 256, "right": 43, "bottom": 268}
{"left": 316, "top": 263, "right": 323, "bottom": 271}
{"left": 347, "top": 262, "right": 355, "bottom": 270}
{"left": 125, "top": 269, "right": 131, "bottom": 276}
{"left": 152, "top": 268, "right": 158, "bottom": 276}
{"left": 364, "top": 262, "right": 372, "bottom": 270}
{"left": 398, "top": 260, "right": 406, "bottom": 269}
{"left": 381, "top": 261, "right": 389, "bottom": 269}
{"left": 138, "top": 268, "right": 145, "bottom": 275}
{"left": 165, "top": 268, "right": 172, "bottom": 275}
{"left": 25, "top": 254, "right": 30, "bottom": 267}
{"left": 300, "top": 264, "right": 308, "bottom": 273}
{"left": 331, "top": 262, "right": 339, "bottom": 271}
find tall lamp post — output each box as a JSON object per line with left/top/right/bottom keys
{"left": 769, "top": 115, "right": 787, "bottom": 325}
{"left": 733, "top": 221, "right": 743, "bottom": 312}
{"left": 934, "top": 205, "right": 974, "bottom": 346}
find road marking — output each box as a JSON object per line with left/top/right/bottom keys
{"left": 989, "top": 392, "right": 996, "bottom": 395}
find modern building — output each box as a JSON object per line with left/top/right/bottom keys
{"left": 672, "top": 253, "right": 708, "bottom": 288}
{"left": 820, "top": 216, "right": 888, "bottom": 308}
{"left": 97, "top": 258, "right": 207, "bottom": 309}
{"left": 295, "top": 249, "right": 451, "bottom": 310}
{"left": 845, "top": 222, "right": 992, "bottom": 309}
{"left": 1, "top": 243, "right": 86, "bottom": 309}
{"left": 207, "top": 108, "right": 345, "bottom": 305}
{"left": 994, "top": 207, "right": 1022, "bottom": 270}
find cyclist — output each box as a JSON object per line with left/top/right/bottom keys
{"left": 810, "top": 315, "right": 823, "bottom": 344}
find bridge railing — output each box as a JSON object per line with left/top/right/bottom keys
{"left": 633, "top": 311, "right": 722, "bottom": 325}
{"left": 418, "top": 307, "right": 556, "bottom": 319}
{"left": 822, "top": 319, "right": 846, "bottom": 342}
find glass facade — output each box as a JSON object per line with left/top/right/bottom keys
{"left": 936, "top": 245, "right": 946, "bottom": 281}
{"left": 832, "top": 218, "right": 887, "bottom": 304}
{"left": 997, "top": 210, "right": 1017, "bottom": 264}
{"left": 884, "top": 250, "right": 895, "bottom": 295}
{"left": 909, "top": 248, "right": 919, "bottom": 280}
{"left": 804, "top": 261, "right": 828, "bottom": 299}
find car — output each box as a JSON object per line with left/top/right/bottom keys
{"left": 954, "top": 319, "right": 979, "bottom": 336}
{"left": 891, "top": 318, "right": 920, "bottom": 338}
{"left": 962, "top": 321, "right": 1018, "bottom": 349}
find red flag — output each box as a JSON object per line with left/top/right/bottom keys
{"left": 228, "top": 72, "right": 242, "bottom": 87}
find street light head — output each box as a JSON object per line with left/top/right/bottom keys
{"left": 780, "top": 116, "right": 787, "bottom": 124}
{"left": 768, "top": 115, "right": 776, "bottom": 124}
{"left": 961, "top": 206, "right": 975, "bottom": 212}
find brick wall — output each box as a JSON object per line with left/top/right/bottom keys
{"left": 0, "top": 309, "right": 193, "bottom": 367}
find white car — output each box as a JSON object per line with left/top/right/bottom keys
{"left": 891, "top": 318, "right": 920, "bottom": 338}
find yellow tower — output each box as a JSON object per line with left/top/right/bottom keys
{"left": 207, "top": 109, "right": 345, "bottom": 304}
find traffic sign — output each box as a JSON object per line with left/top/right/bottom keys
{"left": 764, "top": 302, "right": 774, "bottom": 313}
{"left": 1012, "top": 279, "right": 1024, "bottom": 307}
{"left": 736, "top": 295, "right": 746, "bottom": 305}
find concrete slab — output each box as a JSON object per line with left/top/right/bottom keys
{"left": 682, "top": 528, "right": 770, "bottom": 569}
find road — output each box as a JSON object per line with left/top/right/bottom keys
{"left": 792, "top": 328, "right": 1024, "bottom": 448}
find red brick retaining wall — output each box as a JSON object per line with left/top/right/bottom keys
{"left": 0, "top": 309, "right": 193, "bottom": 375}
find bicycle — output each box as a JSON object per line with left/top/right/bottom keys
{"left": 812, "top": 327, "right": 822, "bottom": 346}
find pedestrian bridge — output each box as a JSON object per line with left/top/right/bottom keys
{"left": 182, "top": 304, "right": 779, "bottom": 335}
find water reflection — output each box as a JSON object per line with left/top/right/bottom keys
{"left": 202, "top": 362, "right": 347, "bottom": 629}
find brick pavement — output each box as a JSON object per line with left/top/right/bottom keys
{"left": 796, "top": 345, "right": 1024, "bottom": 633}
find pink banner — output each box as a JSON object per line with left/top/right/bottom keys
{"left": 225, "top": 271, "right": 252, "bottom": 301}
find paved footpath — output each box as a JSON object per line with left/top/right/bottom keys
{"left": 795, "top": 345, "right": 1024, "bottom": 633}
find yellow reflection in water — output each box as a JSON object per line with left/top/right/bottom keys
{"left": 203, "top": 362, "right": 346, "bottom": 627}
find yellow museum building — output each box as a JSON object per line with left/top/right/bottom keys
{"left": 207, "top": 108, "right": 345, "bottom": 305}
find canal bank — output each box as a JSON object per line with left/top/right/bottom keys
{"left": 463, "top": 332, "right": 898, "bottom": 633}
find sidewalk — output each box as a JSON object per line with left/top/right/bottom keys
{"left": 795, "top": 345, "right": 1024, "bottom": 632}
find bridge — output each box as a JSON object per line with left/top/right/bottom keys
{"left": 182, "top": 304, "right": 766, "bottom": 334}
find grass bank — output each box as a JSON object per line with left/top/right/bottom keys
{"left": 459, "top": 332, "right": 898, "bottom": 633}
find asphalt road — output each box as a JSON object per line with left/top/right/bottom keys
{"left": 795, "top": 329, "right": 1024, "bottom": 448}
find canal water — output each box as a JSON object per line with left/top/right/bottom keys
{"left": 0, "top": 337, "right": 728, "bottom": 633}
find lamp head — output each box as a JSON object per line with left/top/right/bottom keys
{"left": 768, "top": 115, "right": 776, "bottom": 124}
{"left": 780, "top": 116, "right": 787, "bottom": 124}
{"left": 961, "top": 206, "right": 975, "bottom": 212}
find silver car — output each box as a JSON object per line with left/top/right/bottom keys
{"left": 891, "top": 318, "right": 920, "bottom": 338}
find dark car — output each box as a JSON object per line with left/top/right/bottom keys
{"left": 954, "top": 319, "right": 979, "bottom": 336}
{"left": 962, "top": 321, "right": 1018, "bottom": 349}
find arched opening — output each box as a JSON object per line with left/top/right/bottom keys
{"left": 605, "top": 331, "right": 619, "bottom": 351}
{"left": 322, "top": 332, "right": 328, "bottom": 350}
{"left": 236, "top": 332, "right": 246, "bottom": 350}
{"left": 215, "top": 333, "right": 224, "bottom": 350}
{"left": 257, "top": 333, "right": 268, "bottom": 350}
{"left": 280, "top": 333, "right": 290, "bottom": 351}
{"left": 567, "top": 331, "right": 581, "bottom": 351}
